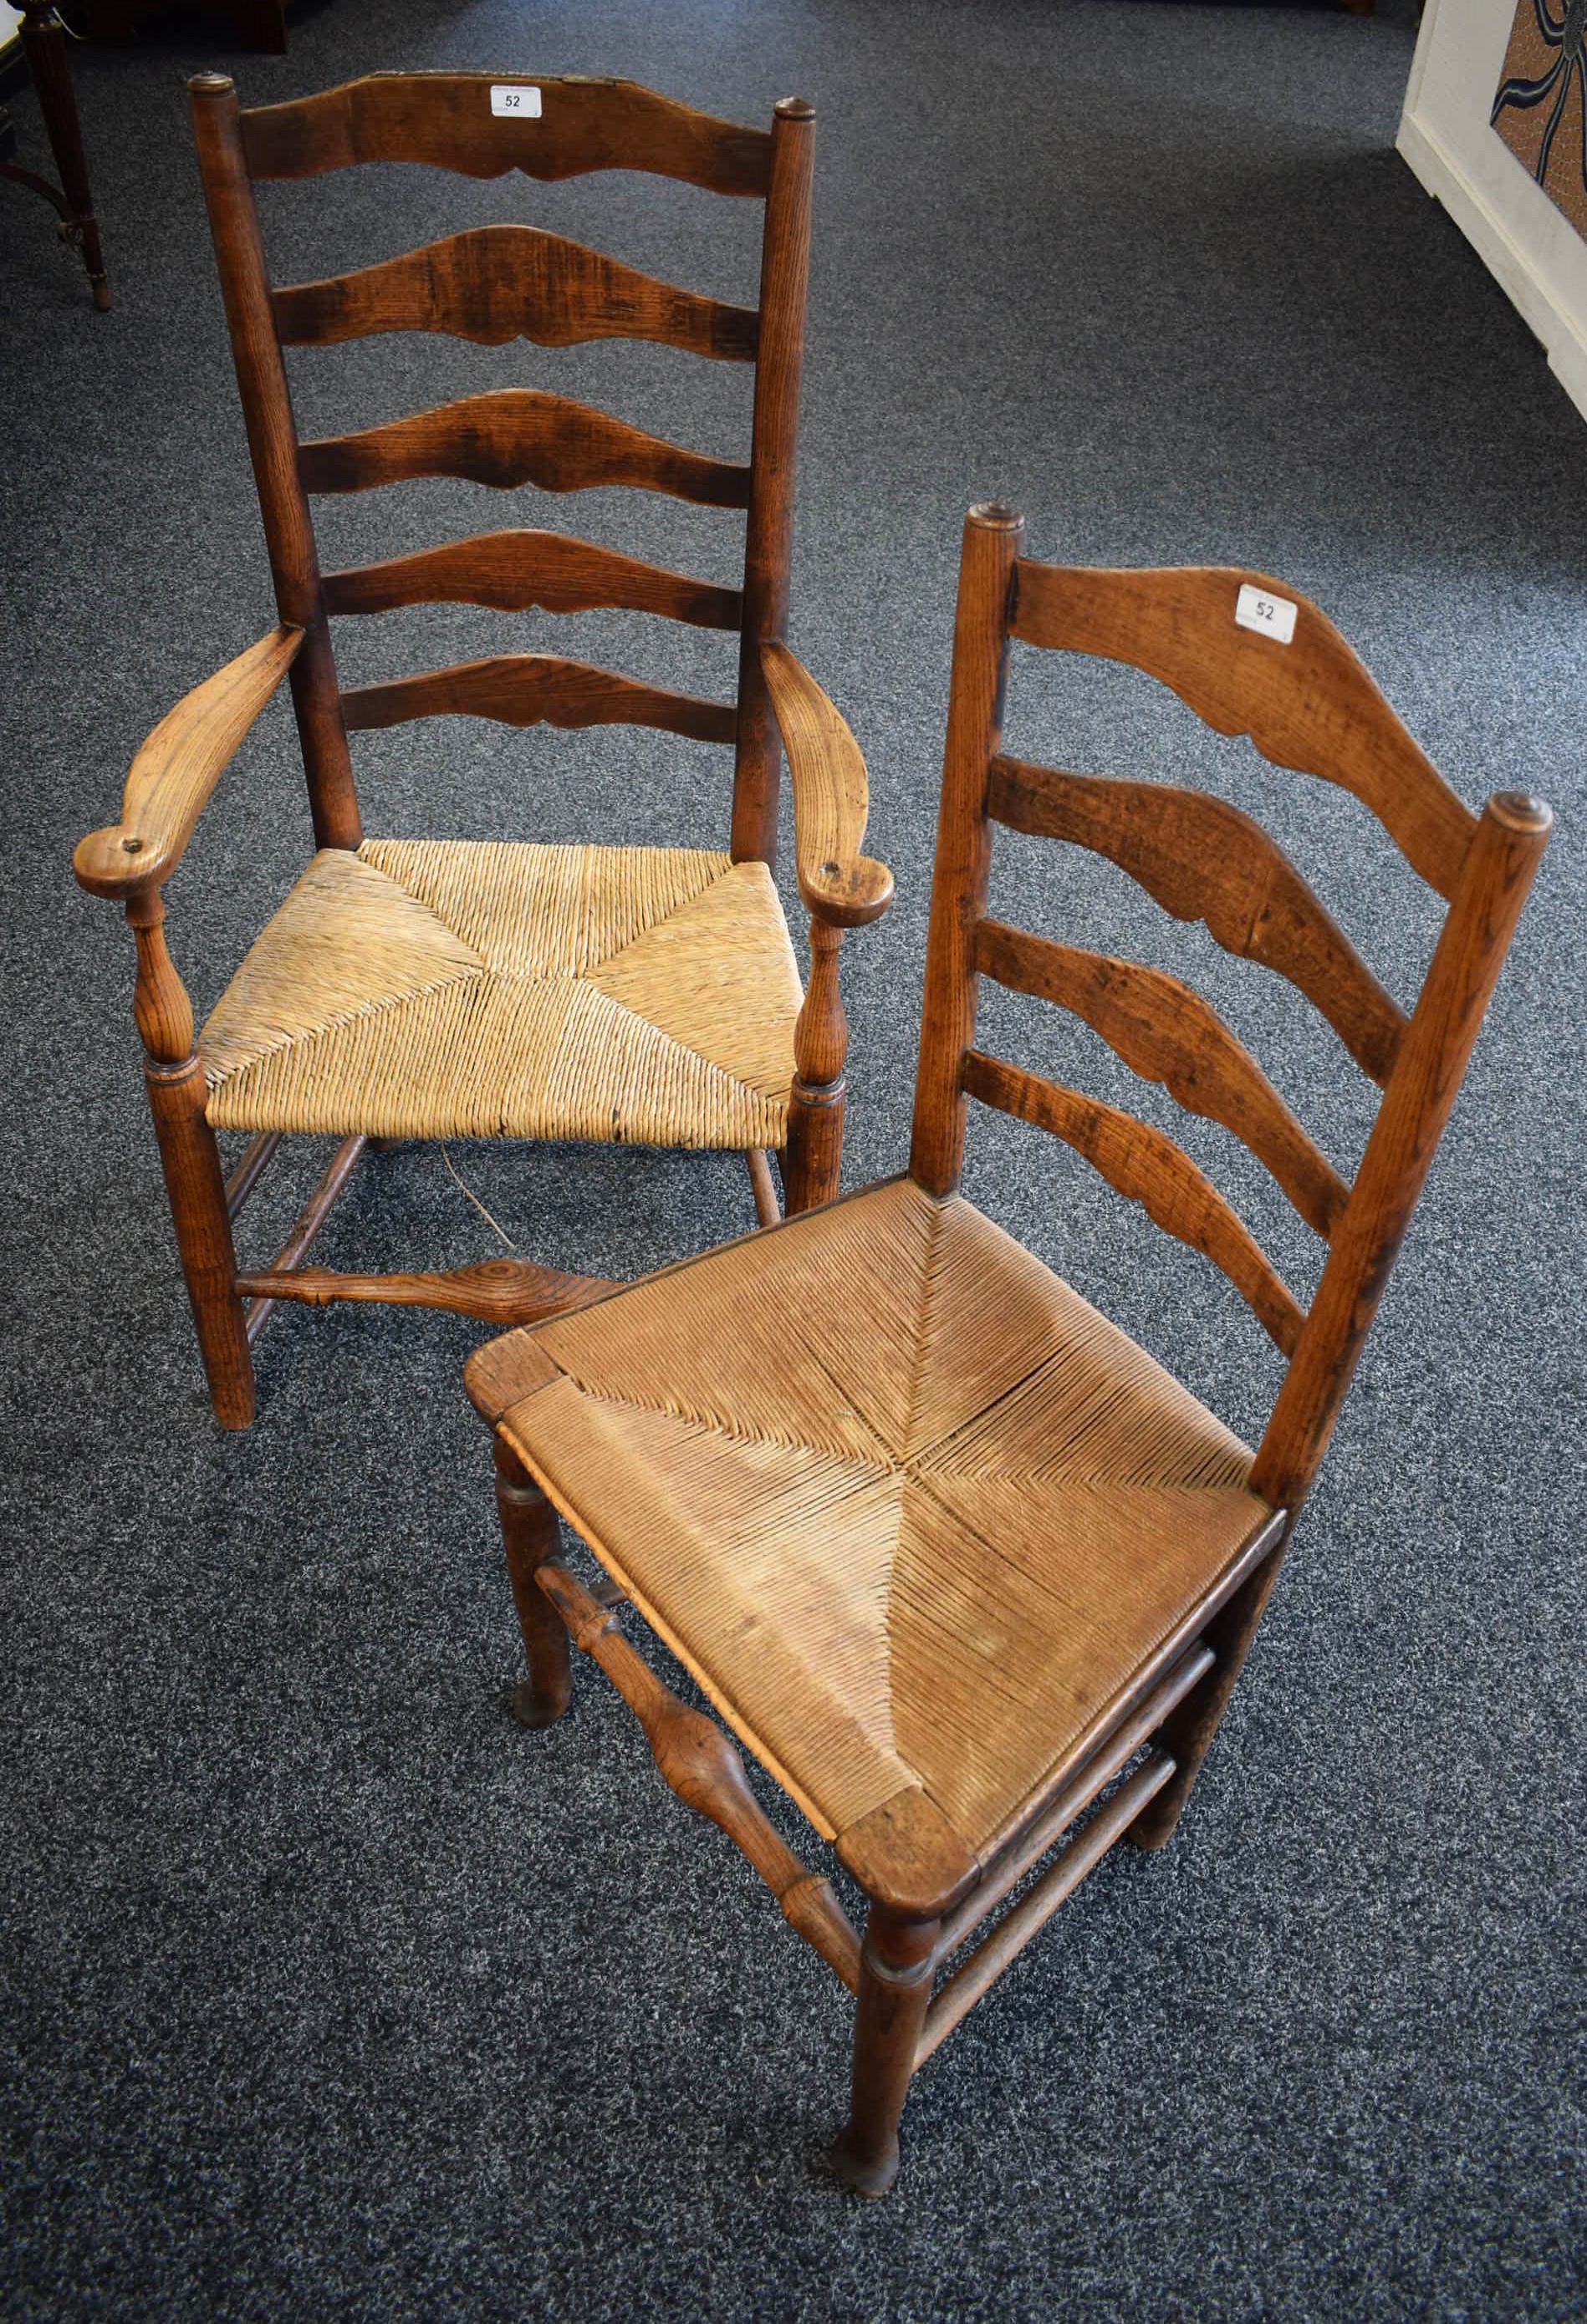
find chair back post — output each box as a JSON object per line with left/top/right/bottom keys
{"left": 188, "top": 73, "right": 360, "bottom": 854}
{"left": 730, "top": 96, "right": 815, "bottom": 869}
{"left": 908, "top": 502, "right": 1023, "bottom": 1195}
{"left": 1253, "top": 788, "right": 1552, "bottom": 1517}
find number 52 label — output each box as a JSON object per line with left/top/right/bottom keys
{"left": 491, "top": 84, "right": 543, "bottom": 116}
{"left": 1235, "top": 583, "right": 1297, "bottom": 645}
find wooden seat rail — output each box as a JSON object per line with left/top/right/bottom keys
{"left": 915, "top": 1753, "right": 1176, "bottom": 2067}
{"left": 931, "top": 1643, "right": 1216, "bottom": 1974}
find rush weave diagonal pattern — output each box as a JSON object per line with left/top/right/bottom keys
{"left": 475, "top": 1178, "right": 1274, "bottom": 1856}
{"left": 199, "top": 838, "right": 803, "bottom": 1147}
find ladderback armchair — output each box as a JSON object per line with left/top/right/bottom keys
{"left": 463, "top": 503, "right": 1550, "bottom": 2191}
{"left": 74, "top": 71, "right": 889, "bottom": 1428}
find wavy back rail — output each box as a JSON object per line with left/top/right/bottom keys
{"left": 273, "top": 225, "right": 760, "bottom": 361}
{"left": 322, "top": 530, "right": 742, "bottom": 630}
{"left": 912, "top": 505, "right": 1552, "bottom": 1532}
{"left": 241, "top": 73, "right": 773, "bottom": 197}
{"left": 191, "top": 71, "right": 816, "bottom": 859}
{"left": 297, "top": 389, "right": 753, "bottom": 507}
{"left": 339, "top": 654, "right": 739, "bottom": 745}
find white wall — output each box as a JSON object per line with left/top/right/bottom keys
{"left": 1, "top": 4, "right": 21, "bottom": 47}
{"left": 1399, "top": 0, "right": 1587, "bottom": 422}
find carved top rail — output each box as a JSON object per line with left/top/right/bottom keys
{"left": 1009, "top": 561, "right": 1478, "bottom": 901}
{"left": 273, "top": 225, "right": 761, "bottom": 363}
{"left": 297, "top": 388, "right": 753, "bottom": 507}
{"left": 241, "top": 74, "right": 774, "bottom": 199}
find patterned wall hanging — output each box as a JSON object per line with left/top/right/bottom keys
{"left": 1492, "top": 0, "right": 1587, "bottom": 239}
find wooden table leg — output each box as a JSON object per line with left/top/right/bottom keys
{"left": 14, "top": 2, "right": 109, "bottom": 308}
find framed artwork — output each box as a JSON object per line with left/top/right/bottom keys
{"left": 1492, "top": 0, "right": 1587, "bottom": 239}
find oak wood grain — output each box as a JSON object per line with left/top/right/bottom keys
{"left": 242, "top": 72, "right": 772, "bottom": 197}
{"left": 908, "top": 504, "right": 1024, "bottom": 1196}
{"left": 323, "top": 528, "right": 741, "bottom": 629}
{"left": 235, "top": 1256, "right": 618, "bottom": 1325}
{"left": 987, "top": 757, "right": 1407, "bottom": 1086}
{"left": 144, "top": 1052, "right": 254, "bottom": 1429}
{"left": 273, "top": 225, "right": 759, "bottom": 362}
{"left": 190, "top": 75, "right": 360, "bottom": 852}
{"left": 298, "top": 387, "right": 752, "bottom": 506}
{"left": 760, "top": 641, "right": 892, "bottom": 923}
{"left": 339, "top": 653, "right": 738, "bottom": 743}
{"left": 1010, "top": 560, "right": 1478, "bottom": 900}
{"left": 732, "top": 97, "right": 814, "bottom": 865}
{"left": 974, "top": 920, "right": 1349, "bottom": 1239}
{"left": 962, "top": 1048, "right": 1305, "bottom": 1354}
{"left": 74, "top": 625, "right": 303, "bottom": 898}
{"left": 1253, "top": 791, "right": 1554, "bottom": 1514}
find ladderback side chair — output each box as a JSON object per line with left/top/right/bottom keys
{"left": 73, "top": 71, "right": 890, "bottom": 1429}
{"left": 463, "top": 503, "right": 1551, "bottom": 2193}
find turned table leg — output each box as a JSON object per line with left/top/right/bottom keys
{"left": 16, "top": 3, "right": 109, "bottom": 308}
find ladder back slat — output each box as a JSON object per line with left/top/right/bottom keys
{"left": 962, "top": 1049, "right": 1306, "bottom": 1357}
{"left": 241, "top": 73, "right": 773, "bottom": 197}
{"left": 1010, "top": 561, "right": 1478, "bottom": 901}
{"left": 322, "top": 529, "right": 742, "bottom": 629}
{"left": 273, "top": 226, "right": 760, "bottom": 362}
{"left": 988, "top": 757, "right": 1407, "bottom": 1088}
{"left": 339, "top": 653, "right": 738, "bottom": 744}
{"left": 298, "top": 388, "right": 752, "bottom": 506}
{"left": 975, "top": 921, "right": 1350, "bottom": 1241}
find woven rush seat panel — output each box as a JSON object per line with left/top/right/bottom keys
{"left": 473, "top": 1177, "right": 1275, "bottom": 1859}
{"left": 200, "top": 839, "right": 802, "bottom": 1146}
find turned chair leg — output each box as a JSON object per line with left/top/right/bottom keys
{"left": 144, "top": 1052, "right": 255, "bottom": 1430}
{"left": 784, "top": 917, "right": 847, "bottom": 1216}
{"left": 495, "top": 1437, "right": 573, "bottom": 1730}
{"left": 829, "top": 1904, "right": 938, "bottom": 2197}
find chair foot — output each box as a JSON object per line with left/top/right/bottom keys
{"left": 829, "top": 1903, "right": 937, "bottom": 2199}
{"left": 511, "top": 1672, "right": 572, "bottom": 1730}
{"left": 827, "top": 2126, "right": 901, "bottom": 2198}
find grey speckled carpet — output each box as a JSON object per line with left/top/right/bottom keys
{"left": 2, "top": 3, "right": 1583, "bottom": 2317}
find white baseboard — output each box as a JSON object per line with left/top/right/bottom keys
{"left": 1397, "top": 107, "right": 1587, "bottom": 425}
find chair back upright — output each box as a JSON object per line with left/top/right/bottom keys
{"left": 187, "top": 70, "right": 814, "bottom": 867}
{"left": 911, "top": 502, "right": 1550, "bottom": 1521}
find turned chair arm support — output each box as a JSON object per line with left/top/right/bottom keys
{"left": 759, "top": 640, "right": 894, "bottom": 927}
{"left": 73, "top": 624, "right": 304, "bottom": 900}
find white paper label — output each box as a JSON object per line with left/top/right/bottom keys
{"left": 1235, "top": 584, "right": 1297, "bottom": 645}
{"left": 490, "top": 84, "right": 542, "bottom": 117}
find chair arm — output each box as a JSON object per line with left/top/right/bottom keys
{"left": 73, "top": 624, "right": 304, "bottom": 899}
{"left": 759, "top": 641, "right": 894, "bottom": 926}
